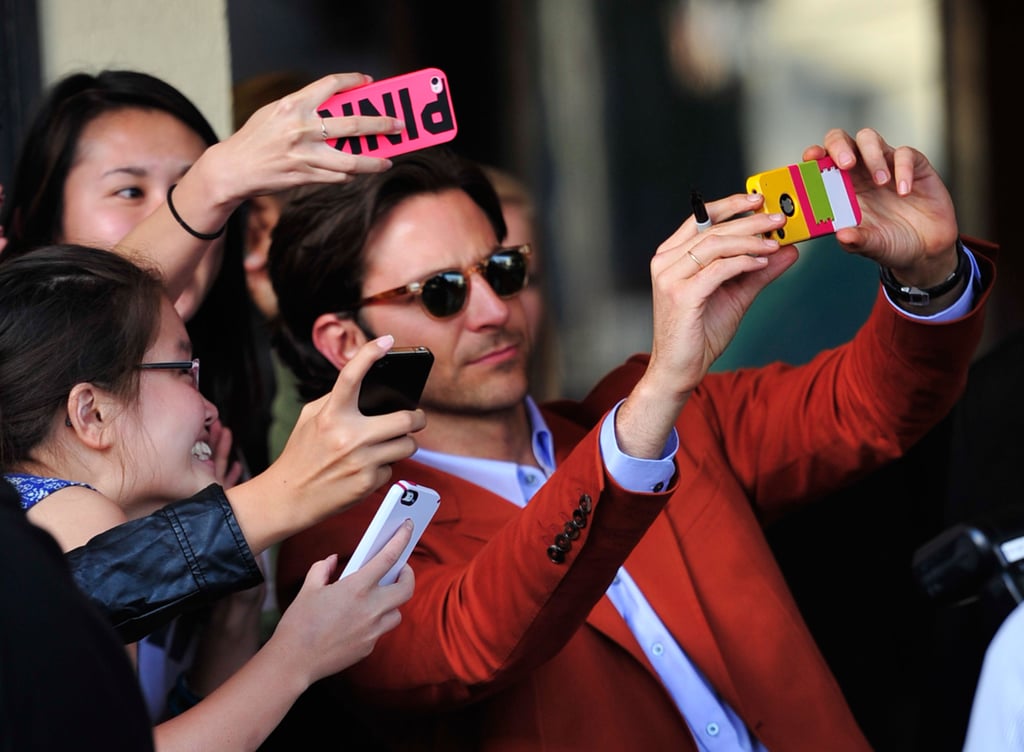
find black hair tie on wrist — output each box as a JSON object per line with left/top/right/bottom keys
{"left": 166, "top": 183, "right": 226, "bottom": 241}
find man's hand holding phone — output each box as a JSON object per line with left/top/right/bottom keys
{"left": 745, "top": 157, "right": 861, "bottom": 245}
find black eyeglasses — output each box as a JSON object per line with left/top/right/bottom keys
{"left": 136, "top": 358, "right": 200, "bottom": 390}
{"left": 346, "top": 244, "right": 532, "bottom": 320}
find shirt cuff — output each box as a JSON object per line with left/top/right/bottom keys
{"left": 599, "top": 400, "right": 678, "bottom": 493}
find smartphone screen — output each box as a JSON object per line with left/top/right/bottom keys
{"left": 358, "top": 346, "right": 434, "bottom": 416}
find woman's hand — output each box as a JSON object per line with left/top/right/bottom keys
{"left": 193, "top": 72, "right": 403, "bottom": 206}
{"left": 208, "top": 418, "right": 243, "bottom": 489}
{"left": 116, "top": 72, "right": 402, "bottom": 299}
{"left": 269, "top": 521, "right": 416, "bottom": 685}
{"left": 225, "top": 335, "right": 426, "bottom": 553}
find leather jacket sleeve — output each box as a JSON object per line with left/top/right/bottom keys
{"left": 66, "top": 484, "right": 263, "bottom": 643}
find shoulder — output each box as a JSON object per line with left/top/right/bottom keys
{"left": 4, "top": 472, "right": 96, "bottom": 511}
{"left": 22, "top": 481, "right": 127, "bottom": 552}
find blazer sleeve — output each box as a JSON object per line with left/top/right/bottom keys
{"left": 693, "top": 240, "right": 997, "bottom": 518}
{"left": 66, "top": 483, "right": 263, "bottom": 643}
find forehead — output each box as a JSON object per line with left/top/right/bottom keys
{"left": 74, "top": 108, "right": 207, "bottom": 165}
{"left": 363, "top": 189, "right": 499, "bottom": 280}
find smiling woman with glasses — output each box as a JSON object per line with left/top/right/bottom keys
{"left": 0, "top": 242, "right": 423, "bottom": 751}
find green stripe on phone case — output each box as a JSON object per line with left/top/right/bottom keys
{"left": 797, "top": 160, "right": 832, "bottom": 224}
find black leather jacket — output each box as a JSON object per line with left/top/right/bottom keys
{"left": 66, "top": 484, "right": 263, "bottom": 643}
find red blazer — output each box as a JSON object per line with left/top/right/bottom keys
{"left": 278, "top": 243, "right": 995, "bottom": 751}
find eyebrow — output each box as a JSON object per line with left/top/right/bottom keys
{"left": 100, "top": 162, "right": 195, "bottom": 180}
{"left": 100, "top": 166, "right": 148, "bottom": 179}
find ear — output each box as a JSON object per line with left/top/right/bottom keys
{"left": 312, "top": 313, "right": 368, "bottom": 370}
{"left": 65, "top": 383, "right": 118, "bottom": 450}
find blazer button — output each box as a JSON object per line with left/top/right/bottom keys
{"left": 553, "top": 533, "right": 572, "bottom": 552}
{"left": 572, "top": 508, "right": 588, "bottom": 529}
{"left": 578, "top": 494, "right": 593, "bottom": 513}
{"left": 563, "top": 521, "right": 580, "bottom": 540}
{"left": 547, "top": 544, "right": 566, "bottom": 563}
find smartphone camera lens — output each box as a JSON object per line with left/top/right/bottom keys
{"left": 430, "top": 76, "right": 442, "bottom": 93}
{"left": 779, "top": 193, "right": 796, "bottom": 217}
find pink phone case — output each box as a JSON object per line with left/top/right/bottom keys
{"left": 317, "top": 67, "right": 457, "bottom": 159}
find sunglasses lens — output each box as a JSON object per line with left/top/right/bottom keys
{"left": 421, "top": 271, "right": 468, "bottom": 318}
{"left": 486, "top": 250, "right": 528, "bottom": 297}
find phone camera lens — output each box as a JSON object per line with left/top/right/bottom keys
{"left": 430, "top": 76, "right": 442, "bottom": 93}
{"left": 779, "top": 194, "right": 796, "bottom": 217}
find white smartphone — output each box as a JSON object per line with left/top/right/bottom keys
{"left": 338, "top": 480, "right": 440, "bottom": 585}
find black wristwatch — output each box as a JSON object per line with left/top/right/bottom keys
{"left": 879, "top": 239, "right": 968, "bottom": 307}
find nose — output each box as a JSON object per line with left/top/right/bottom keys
{"left": 463, "top": 270, "right": 511, "bottom": 328}
{"left": 203, "top": 396, "right": 219, "bottom": 427}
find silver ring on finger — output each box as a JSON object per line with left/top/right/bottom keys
{"left": 320, "top": 116, "right": 329, "bottom": 141}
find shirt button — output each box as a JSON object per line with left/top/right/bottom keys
{"left": 652, "top": 481, "right": 664, "bottom": 492}
{"left": 651, "top": 642, "right": 664, "bottom": 656}
{"left": 525, "top": 473, "right": 537, "bottom": 484}
{"left": 706, "top": 722, "right": 720, "bottom": 737}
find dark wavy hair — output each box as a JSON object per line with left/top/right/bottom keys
{"left": 269, "top": 146, "right": 506, "bottom": 401}
{"left": 0, "top": 245, "right": 163, "bottom": 468}
{"left": 0, "top": 70, "right": 270, "bottom": 472}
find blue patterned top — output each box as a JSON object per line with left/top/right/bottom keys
{"left": 4, "top": 473, "right": 96, "bottom": 511}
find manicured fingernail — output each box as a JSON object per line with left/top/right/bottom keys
{"left": 762, "top": 238, "right": 779, "bottom": 249}
{"left": 838, "top": 152, "right": 855, "bottom": 168}
{"left": 874, "top": 170, "right": 888, "bottom": 184}
{"left": 769, "top": 213, "right": 784, "bottom": 222}
{"left": 376, "top": 334, "right": 395, "bottom": 350}
{"left": 898, "top": 180, "right": 909, "bottom": 195}
{"left": 747, "top": 193, "right": 763, "bottom": 202}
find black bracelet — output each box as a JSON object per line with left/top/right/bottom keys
{"left": 166, "top": 183, "right": 226, "bottom": 241}
{"left": 879, "top": 239, "right": 968, "bottom": 307}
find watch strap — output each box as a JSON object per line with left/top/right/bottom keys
{"left": 879, "top": 239, "right": 967, "bottom": 307}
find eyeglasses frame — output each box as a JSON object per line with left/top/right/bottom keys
{"left": 136, "top": 358, "right": 201, "bottom": 391}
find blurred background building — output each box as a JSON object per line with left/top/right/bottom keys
{"left": 0, "top": 0, "right": 1012, "bottom": 397}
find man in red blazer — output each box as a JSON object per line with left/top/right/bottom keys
{"left": 266, "top": 127, "right": 994, "bottom": 751}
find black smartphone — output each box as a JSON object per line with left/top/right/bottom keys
{"left": 358, "top": 346, "right": 434, "bottom": 415}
